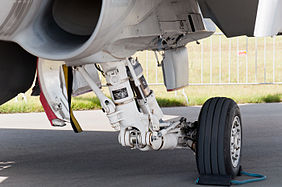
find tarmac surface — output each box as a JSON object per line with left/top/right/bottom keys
{"left": 0, "top": 103, "right": 281, "bottom": 186}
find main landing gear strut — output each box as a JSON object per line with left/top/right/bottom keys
{"left": 75, "top": 58, "right": 242, "bottom": 184}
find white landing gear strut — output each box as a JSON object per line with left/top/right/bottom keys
{"left": 75, "top": 58, "right": 249, "bottom": 185}
{"left": 76, "top": 58, "right": 197, "bottom": 151}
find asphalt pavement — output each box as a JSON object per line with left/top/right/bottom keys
{"left": 0, "top": 103, "right": 281, "bottom": 186}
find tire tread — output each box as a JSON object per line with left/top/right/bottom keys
{"left": 196, "top": 97, "right": 241, "bottom": 178}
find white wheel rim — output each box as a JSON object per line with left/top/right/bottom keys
{"left": 230, "top": 116, "right": 241, "bottom": 168}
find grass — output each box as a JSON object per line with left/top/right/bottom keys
{"left": 1, "top": 84, "right": 282, "bottom": 114}
{"left": 262, "top": 94, "right": 281, "bottom": 103}
{"left": 1, "top": 30, "right": 282, "bottom": 114}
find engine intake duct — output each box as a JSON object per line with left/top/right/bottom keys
{"left": 52, "top": 0, "right": 101, "bottom": 36}
{"left": 19, "top": 0, "right": 103, "bottom": 60}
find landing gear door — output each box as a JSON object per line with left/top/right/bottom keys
{"left": 38, "top": 60, "right": 101, "bottom": 127}
{"left": 73, "top": 64, "right": 102, "bottom": 96}
{"left": 38, "top": 60, "right": 70, "bottom": 125}
{"left": 162, "top": 47, "right": 189, "bottom": 91}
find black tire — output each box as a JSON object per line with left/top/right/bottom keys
{"left": 196, "top": 97, "right": 242, "bottom": 178}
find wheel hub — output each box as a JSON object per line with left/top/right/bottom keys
{"left": 230, "top": 116, "right": 241, "bottom": 168}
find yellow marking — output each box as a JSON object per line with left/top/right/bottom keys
{"left": 62, "top": 65, "right": 68, "bottom": 87}
{"left": 70, "top": 109, "right": 83, "bottom": 132}
{"left": 62, "top": 65, "right": 82, "bottom": 133}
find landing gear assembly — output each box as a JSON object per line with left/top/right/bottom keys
{"left": 76, "top": 59, "right": 199, "bottom": 151}
{"left": 38, "top": 56, "right": 243, "bottom": 184}
{"left": 74, "top": 58, "right": 243, "bottom": 183}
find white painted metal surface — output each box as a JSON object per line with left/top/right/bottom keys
{"left": 162, "top": 47, "right": 189, "bottom": 91}
{"left": 0, "top": 0, "right": 215, "bottom": 65}
{"left": 254, "top": 0, "right": 282, "bottom": 37}
{"left": 37, "top": 60, "right": 70, "bottom": 123}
